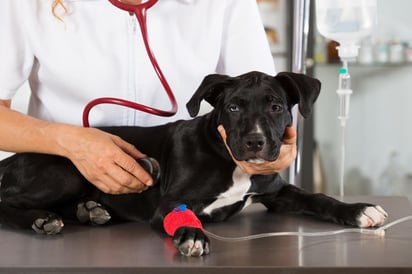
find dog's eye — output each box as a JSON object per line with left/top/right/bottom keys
{"left": 271, "top": 104, "right": 283, "bottom": 113}
{"left": 229, "top": 104, "right": 239, "bottom": 112}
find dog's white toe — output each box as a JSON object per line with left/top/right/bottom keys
{"left": 357, "top": 205, "right": 388, "bottom": 228}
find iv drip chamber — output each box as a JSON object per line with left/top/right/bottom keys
{"left": 336, "top": 67, "right": 352, "bottom": 127}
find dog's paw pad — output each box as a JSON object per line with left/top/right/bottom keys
{"left": 32, "top": 216, "right": 64, "bottom": 235}
{"left": 357, "top": 205, "right": 388, "bottom": 228}
{"left": 77, "top": 201, "right": 111, "bottom": 225}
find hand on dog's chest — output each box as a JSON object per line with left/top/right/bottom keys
{"left": 202, "top": 167, "right": 254, "bottom": 215}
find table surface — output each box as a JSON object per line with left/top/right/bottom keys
{"left": 0, "top": 196, "right": 412, "bottom": 274}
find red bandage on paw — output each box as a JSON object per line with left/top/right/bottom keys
{"left": 163, "top": 204, "right": 203, "bottom": 236}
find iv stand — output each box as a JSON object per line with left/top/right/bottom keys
{"left": 289, "top": 0, "right": 311, "bottom": 186}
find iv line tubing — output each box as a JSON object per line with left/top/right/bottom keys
{"left": 203, "top": 215, "right": 412, "bottom": 242}
{"left": 339, "top": 124, "right": 346, "bottom": 200}
{"left": 83, "top": 0, "right": 178, "bottom": 127}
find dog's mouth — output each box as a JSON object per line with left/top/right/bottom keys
{"left": 234, "top": 148, "right": 280, "bottom": 164}
{"left": 246, "top": 158, "right": 267, "bottom": 164}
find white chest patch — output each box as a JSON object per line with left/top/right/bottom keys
{"left": 202, "top": 167, "right": 253, "bottom": 215}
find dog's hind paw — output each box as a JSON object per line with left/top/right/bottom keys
{"left": 32, "top": 215, "right": 64, "bottom": 235}
{"left": 77, "top": 201, "right": 111, "bottom": 225}
{"left": 357, "top": 205, "right": 388, "bottom": 228}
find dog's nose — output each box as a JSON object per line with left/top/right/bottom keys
{"left": 244, "top": 134, "right": 266, "bottom": 152}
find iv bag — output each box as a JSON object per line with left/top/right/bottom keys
{"left": 315, "top": 0, "right": 378, "bottom": 58}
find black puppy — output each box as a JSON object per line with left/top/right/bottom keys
{"left": 0, "top": 71, "right": 387, "bottom": 256}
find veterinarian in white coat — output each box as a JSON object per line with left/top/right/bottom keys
{"left": 0, "top": 0, "right": 296, "bottom": 194}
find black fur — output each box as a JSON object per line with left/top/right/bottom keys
{"left": 0, "top": 71, "right": 385, "bottom": 256}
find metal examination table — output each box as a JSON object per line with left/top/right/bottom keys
{"left": 0, "top": 196, "right": 411, "bottom": 274}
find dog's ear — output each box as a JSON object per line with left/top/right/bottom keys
{"left": 186, "top": 74, "right": 232, "bottom": 117}
{"left": 275, "top": 72, "right": 321, "bottom": 118}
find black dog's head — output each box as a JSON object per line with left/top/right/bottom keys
{"left": 186, "top": 71, "right": 321, "bottom": 163}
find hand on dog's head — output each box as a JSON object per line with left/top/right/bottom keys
{"left": 186, "top": 71, "right": 321, "bottom": 163}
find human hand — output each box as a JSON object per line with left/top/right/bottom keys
{"left": 57, "top": 126, "right": 153, "bottom": 194}
{"left": 217, "top": 125, "right": 297, "bottom": 175}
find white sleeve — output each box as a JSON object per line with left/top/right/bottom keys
{"left": 0, "top": 0, "right": 34, "bottom": 100}
{"left": 216, "top": 0, "right": 276, "bottom": 76}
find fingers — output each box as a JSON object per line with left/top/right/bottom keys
{"left": 63, "top": 128, "right": 155, "bottom": 195}
{"left": 95, "top": 166, "right": 151, "bottom": 195}
{"left": 278, "top": 127, "right": 297, "bottom": 167}
{"left": 75, "top": 153, "right": 153, "bottom": 195}
{"left": 110, "top": 135, "right": 156, "bottom": 190}
{"left": 113, "top": 151, "right": 154, "bottom": 188}
{"left": 217, "top": 125, "right": 236, "bottom": 160}
{"left": 93, "top": 143, "right": 154, "bottom": 194}
{"left": 217, "top": 125, "right": 227, "bottom": 140}
{"left": 283, "top": 127, "right": 297, "bottom": 144}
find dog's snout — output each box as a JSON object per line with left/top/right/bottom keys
{"left": 244, "top": 134, "right": 266, "bottom": 152}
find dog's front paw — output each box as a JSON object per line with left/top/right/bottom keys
{"left": 357, "top": 205, "right": 388, "bottom": 228}
{"left": 32, "top": 215, "right": 64, "bottom": 235}
{"left": 172, "top": 227, "right": 210, "bottom": 257}
{"left": 77, "top": 201, "right": 111, "bottom": 225}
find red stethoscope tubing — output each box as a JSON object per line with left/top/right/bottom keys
{"left": 82, "top": 0, "right": 178, "bottom": 127}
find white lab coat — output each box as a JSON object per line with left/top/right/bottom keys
{"left": 0, "top": 0, "right": 275, "bottom": 127}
